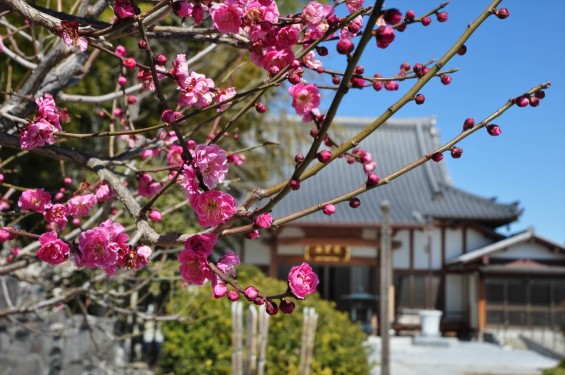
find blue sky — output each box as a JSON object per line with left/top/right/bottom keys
{"left": 314, "top": 0, "right": 565, "bottom": 243}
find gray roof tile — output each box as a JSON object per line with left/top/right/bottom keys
{"left": 263, "top": 117, "right": 520, "bottom": 227}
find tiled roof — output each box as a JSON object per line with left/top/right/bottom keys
{"left": 263, "top": 116, "right": 521, "bottom": 228}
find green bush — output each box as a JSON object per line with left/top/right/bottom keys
{"left": 543, "top": 361, "right": 565, "bottom": 375}
{"left": 159, "top": 264, "right": 372, "bottom": 375}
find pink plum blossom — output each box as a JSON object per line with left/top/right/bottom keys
{"left": 66, "top": 194, "right": 97, "bottom": 217}
{"left": 193, "top": 144, "right": 229, "bottom": 189}
{"left": 18, "top": 188, "right": 51, "bottom": 213}
{"left": 76, "top": 227, "right": 114, "bottom": 268}
{"left": 217, "top": 250, "right": 240, "bottom": 277}
{"left": 178, "top": 72, "right": 215, "bottom": 108}
{"left": 216, "top": 87, "right": 237, "bottom": 112}
{"left": 178, "top": 249, "right": 212, "bottom": 285}
{"left": 35, "top": 95, "right": 60, "bottom": 130}
{"left": 262, "top": 48, "right": 294, "bottom": 76}
{"left": 59, "top": 20, "right": 88, "bottom": 51}
{"left": 138, "top": 173, "right": 162, "bottom": 197}
{"left": 210, "top": 1, "right": 243, "bottom": 34}
{"left": 184, "top": 233, "right": 217, "bottom": 257}
{"left": 302, "top": 1, "right": 333, "bottom": 25}
{"left": 171, "top": 54, "right": 190, "bottom": 87}
{"left": 37, "top": 232, "right": 70, "bottom": 265}
{"left": 178, "top": 165, "right": 200, "bottom": 203}
{"left": 44, "top": 203, "right": 68, "bottom": 228}
{"left": 95, "top": 183, "right": 114, "bottom": 202}
{"left": 20, "top": 118, "right": 59, "bottom": 150}
{"left": 288, "top": 83, "right": 320, "bottom": 116}
{"left": 193, "top": 190, "right": 237, "bottom": 227}
{"left": 288, "top": 262, "right": 319, "bottom": 299}
{"left": 113, "top": 0, "right": 136, "bottom": 20}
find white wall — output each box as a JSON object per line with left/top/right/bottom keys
{"left": 393, "top": 229, "right": 410, "bottom": 269}
{"left": 444, "top": 228, "right": 463, "bottom": 261}
{"left": 445, "top": 274, "right": 467, "bottom": 313}
{"left": 413, "top": 228, "right": 442, "bottom": 270}
{"left": 466, "top": 228, "right": 493, "bottom": 252}
{"left": 244, "top": 238, "right": 270, "bottom": 265}
{"left": 491, "top": 241, "right": 564, "bottom": 260}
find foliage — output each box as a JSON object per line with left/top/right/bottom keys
{"left": 543, "top": 361, "right": 565, "bottom": 375}
{"left": 160, "top": 264, "right": 371, "bottom": 375}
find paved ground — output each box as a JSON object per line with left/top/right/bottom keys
{"left": 367, "top": 336, "right": 559, "bottom": 375}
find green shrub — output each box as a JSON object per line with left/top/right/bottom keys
{"left": 543, "top": 361, "right": 565, "bottom": 375}
{"left": 159, "top": 264, "right": 372, "bottom": 375}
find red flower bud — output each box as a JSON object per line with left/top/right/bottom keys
{"left": 337, "top": 38, "right": 354, "bottom": 55}
{"left": 515, "top": 95, "right": 529, "bottom": 107}
{"left": 349, "top": 197, "right": 361, "bottom": 208}
{"left": 421, "top": 17, "right": 432, "bottom": 26}
{"left": 436, "top": 12, "right": 448, "bottom": 22}
{"left": 431, "top": 152, "right": 444, "bottom": 162}
{"left": 227, "top": 290, "right": 239, "bottom": 302}
{"left": 458, "top": 45, "right": 467, "bottom": 56}
{"left": 450, "top": 147, "right": 463, "bottom": 159}
{"left": 288, "top": 179, "right": 301, "bottom": 190}
{"left": 332, "top": 76, "right": 341, "bottom": 85}
{"left": 122, "top": 57, "right": 137, "bottom": 70}
{"left": 494, "top": 8, "right": 510, "bottom": 19}
{"left": 244, "top": 286, "right": 259, "bottom": 301}
{"left": 529, "top": 96, "right": 540, "bottom": 107}
{"left": 463, "top": 117, "right": 475, "bottom": 131}
{"left": 255, "top": 102, "right": 267, "bottom": 113}
{"left": 317, "top": 150, "right": 332, "bottom": 164}
{"left": 322, "top": 204, "right": 336, "bottom": 216}
{"left": 265, "top": 300, "right": 279, "bottom": 315}
{"left": 440, "top": 75, "right": 451, "bottom": 85}
{"left": 137, "top": 39, "right": 148, "bottom": 49}
{"left": 154, "top": 54, "right": 167, "bottom": 66}
{"left": 280, "top": 298, "right": 295, "bottom": 314}
{"left": 486, "top": 124, "right": 502, "bottom": 136}
{"left": 295, "top": 153, "right": 304, "bottom": 165}
{"left": 534, "top": 90, "right": 545, "bottom": 99}
{"left": 405, "top": 10, "right": 415, "bottom": 20}
{"left": 367, "top": 173, "right": 380, "bottom": 185}
{"left": 414, "top": 94, "right": 425, "bottom": 105}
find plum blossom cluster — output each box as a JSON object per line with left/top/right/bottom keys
{"left": 177, "top": 231, "right": 318, "bottom": 315}
{"left": 34, "top": 219, "right": 151, "bottom": 275}
{"left": 19, "top": 94, "right": 62, "bottom": 151}
{"left": 176, "top": 142, "right": 237, "bottom": 228}
{"left": 18, "top": 181, "right": 114, "bottom": 231}
{"left": 170, "top": 54, "right": 236, "bottom": 111}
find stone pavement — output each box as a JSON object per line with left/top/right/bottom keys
{"left": 367, "top": 336, "right": 559, "bottom": 375}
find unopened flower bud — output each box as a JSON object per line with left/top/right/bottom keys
{"left": 316, "top": 46, "right": 328, "bottom": 56}
{"left": 255, "top": 102, "right": 266, "bottom": 113}
{"left": 332, "top": 76, "right": 341, "bottom": 85}
{"left": 337, "top": 38, "right": 354, "bottom": 55}
{"left": 280, "top": 298, "right": 296, "bottom": 314}
{"left": 486, "top": 124, "right": 501, "bottom": 136}
{"left": 137, "top": 39, "right": 148, "bottom": 49}
{"left": 534, "top": 91, "right": 545, "bottom": 99}
{"left": 213, "top": 283, "right": 228, "bottom": 299}
{"left": 295, "top": 153, "right": 304, "bottom": 165}
{"left": 463, "top": 117, "right": 475, "bottom": 131}
{"left": 440, "top": 75, "right": 451, "bottom": 85}
{"left": 458, "top": 45, "right": 467, "bottom": 56}
{"left": 117, "top": 76, "right": 127, "bottom": 86}
{"left": 431, "top": 152, "right": 444, "bottom": 162}
{"left": 161, "top": 109, "right": 177, "bottom": 124}
{"left": 322, "top": 204, "right": 336, "bottom": 216}
{"left": 421, "top": 17, "right": 432, "bottom": 26}
{"left": 367, "top": 173, "right": 380, "bottom": 185}
{"left": 414, "top": 94, "right": 426, "bottom": 105}
{"left": 405, "top": 10, "right": 415, "bottom": 20}
{"left": 122, "top": 57, "right": 136, "bottom": 70}
{"left": 529, "top": 96, "right": 540, "bottom": 107}
{"left": 154, "top": 54, "right": 167, "bottom": 66}
{"left": 515, "top": 95, "right": 529, "bottom": 107}
{"left": 288, "top": 179, "right": 301, "bottom": 190}
{"left": 227, "top": 290, "right": 240, "bottom": 301}
{"left": 148, "top": 210, "right": 162, "bottom": 222}
{"left": 317, "top": 150, "right": 332, "bottom": 164}
{"left": 450, "top": 147, "right": 463, "bottom": 159}
{"left": 244, "top": 286, "right": 259, "bottom": 301}
{"left": 244, "top": 230, "right": 260, "bottom": 240}
{"left": 265, "top": 300, "right": 279, "bottom": 315}
{"left": 436, "top": 12, "right": 448, "bottom": 22}
{"left": 349, "top": 197, "right": 361, "bottom": 208}
{"left": 494, "top": 8, "right": 510, "bottom": 19}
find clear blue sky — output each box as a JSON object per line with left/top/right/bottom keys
{"left": 317, "top": 1, "right": 565, "bottom": 243}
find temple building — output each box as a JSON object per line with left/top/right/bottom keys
{"left": 242, "top": 117, "right": 565, "bottom": 342}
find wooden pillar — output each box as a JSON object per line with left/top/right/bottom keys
{"left": 379, "top": 201, "right": 392, "bottom": 375}
{"left": 478, "top": 273, "right": 486, "bottom": 335}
